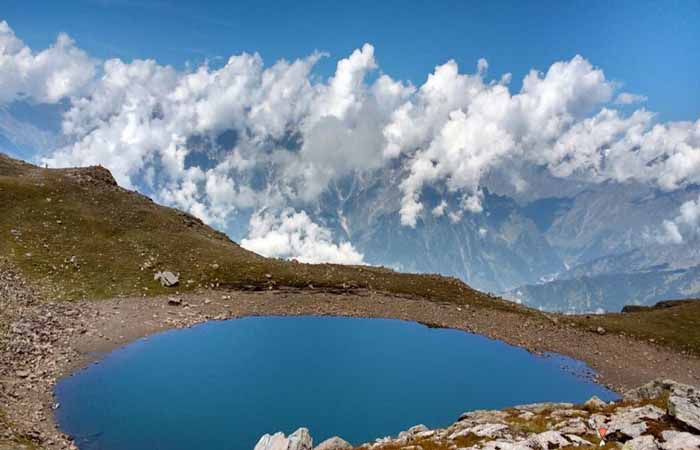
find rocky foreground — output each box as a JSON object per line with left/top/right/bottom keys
{"left": 255, "top": 380, "right": 700, "bottom": 450}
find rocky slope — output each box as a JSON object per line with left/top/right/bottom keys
{"left": 255, "top": 380, "right": 700, "bottom": 450}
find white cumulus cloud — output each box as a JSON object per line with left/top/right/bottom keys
{"left": 241, "top": 209, "right": 365, "bottom": 264}
{"left": 0, "top": 21, "right": 696, "bottom": 239}
{"left": 0, "top": 21, "right": 96, "bottom": 104}
{"left": 614, "top": 92, "right": 648, "bottom": 105}
{"left": 658, "top": 194, "right": 700, "bottom": 244}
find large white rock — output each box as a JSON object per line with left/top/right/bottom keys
{"left": 254, "top": 428, "right": 312, "bottom": 450}
{"left": 154, "top": 270, "right": 179, "bottom": 287}
{"left": 254, "top": 432, "right": 290, "bottom": 450}
{"left": 606, "top": 405, "right": 665, "bottom": 438}
{"left": 449, "top": 423, "right": 509, "bottom": 440}
{"left": 624, "top": 379, "right": 677, "bottom": 402}
{"left": 624, "top": 435, "right": 659, "bottom": 450}
{"left": 660, "top": 431, "right": 700, "bottom": 450}
{"left": 288, "top": 428, "right": 313, "bottom": 450}
{"left": 668, "top": 383, "right": 700, "bottom": 432}
{"left": 481, "top": 440, "right": 534, "bottom": 450}
{"left": 527, "top": 430, "right": 570, "bottom": 449}
{"left": 313, "top": 436, "right": 352, "bottom": 450}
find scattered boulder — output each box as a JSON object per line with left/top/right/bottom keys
{"left": 659, "top": 431, "right": 700, "bottom": 450}
{"left": 481, "top": 440, "right": 534, "bottom": 450}
{"left": 606, "top": 405, "right": 664, "bottom": 439}
{"left": 624, "top": 435, "right": 659, "bottom": 450}
{"left": 414, "top": 429, "right": 435, "bottom": 439}
{"left": 584, "top": 395, "right": 608, "bottom": 410}
{"left": 468, "top": 423, "right": 510, "bottom": 438}
{"left": 407, "top": 424, "right": 429, "bottom": 434}
{"left": 526, "top": 430, "right": 570, "bottom": 449}
{"left": 555, "top": 417, "right": 588, "bottom": 435}
{"left": 254, "top": 432, "right": 290, "bottom": 450}
{"left": 513, "top": 403, "right": 574, "bottom": 414}
{"left": 313, "top": 437, "right": 352, "bottom": 450}
{"left": 167, "top": 297, "right": 182, "bottom": 306}
{"left": 668, "top": 383, "right": 700, "bottom": 432}
{"left": 154, "top": 271, "right": 179, "bottom": 287}
{"left": 254, "top": 428, "right": 312, "bottom": 450}
{"left": 624, "top": 379, "right": 700, "bottom": 432}
{"left": 564, "top": 434, "right": 593, "bottom": 447}
{"left": 288, "top": 428, "right": 313, "bottom": 450}
{"left": 623, "top": 379, "right": 678, "bottom": 402}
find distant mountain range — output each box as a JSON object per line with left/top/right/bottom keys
{"left": 308, "top": 169, "right": 700, "bottom": 313}
{"left": 506, "top": 265, "right": 700, "bottom": 313}
{"left": 3, "top": 102, "right": 700, "bottom": 313}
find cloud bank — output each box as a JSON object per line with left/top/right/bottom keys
{"left": 241, "top": 209, "right": 364, "bottom": 264}
{"left": 1, "top": 21, "right": 699, "bottom": 259}
{"left": 659, "top": 194, "right": 700, "bottom": 244}
{"left": 0, "top": 21, "right": 95, "bottom": 104}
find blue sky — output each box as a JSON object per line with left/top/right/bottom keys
{"left": 4, "top": 0, "right": 699, "bottom": 121}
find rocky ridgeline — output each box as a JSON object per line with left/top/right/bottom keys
{"left": 254, "top": 380, "right": 700, "bottom": 450}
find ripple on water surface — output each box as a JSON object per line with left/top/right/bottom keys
{"left": 55, "top": 316, "right": 617, "bottom": 450}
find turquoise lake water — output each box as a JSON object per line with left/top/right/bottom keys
{"left": 54, "top": 316, "right": 617, "bottom": 449}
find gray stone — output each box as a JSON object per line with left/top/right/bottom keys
{"left": 468, "top": 423, "right": 509, "bottom": 438}
{"left": 584, "top": 395, "right": 608, "bottom": 410}
{"left": 253, "top": 428, "right": 312, "bottom": 450}
{"left": 551, "top": 408, "right": 585, "bottom": 418}
{"left": 606, "top": 405, "right": 665, "bottom": 439}
{"left": 254, "top": 432, "right": 289, "bottom": 450}
{"left": 288, "top": 428, "right": 313, "bottom": 450}
{"left": 527, "top": 431, "right": 570, "bottom": 449}
{"left": 154, "top": 271, "right": 179, "bottom": 287}
{"left": 458, "top": 409, "right": 509, "bottom": 422}
{"left": 668, "top": 383, "right": 700, "bottom": 432}
{"left": 555, "top": 417, "right": 588, "bottom": 435}
{"left": 513, "top": 403, "right": 574, "bottom": 414}
{"left": 414, "top": 430, "right": 435, "bottom": 439}
{"left": 448, "top": 423, "right": 509, "bottom": 441}
{"left": 660, "top": 431, "right": 700, "bottom": 450}
{"left": 482, "top": 440, "right": 534, "bottom": 450}
{"left": 624, "top": 435, "right": 659, "bottom": 450}
{"left": 565, "top": 434, "right": 594, "bottom": 447}
{"left": 313, "top": 437, "right": 352, "bottom": 450}
{"left": 408, "top": 424, "right": 429, "bottom": 434}
{"left": 623, "top": 379, "right": 678, "bottom": 402}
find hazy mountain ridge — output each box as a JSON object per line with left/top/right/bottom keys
{"left": 505, "top": 265, "right": 700, "bottom": 313}
{"left": 313, "top": 168, "right": 564, "bottom": 293}
{"left": 3, "top": 102, "right": 700, "bottom": 312}
{"left": 308, "top": 168, "right": 700, "bottom": 311}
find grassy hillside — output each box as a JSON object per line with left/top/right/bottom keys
{"left": 0, "top": 153, "right": 509, "bottom": 309}
{"left": 570, "top": 300, "right": 700, "bottom": 355}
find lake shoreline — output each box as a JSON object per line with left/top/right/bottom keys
{"left": 2, "top": 288, "right": 700, "bottom": 449}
